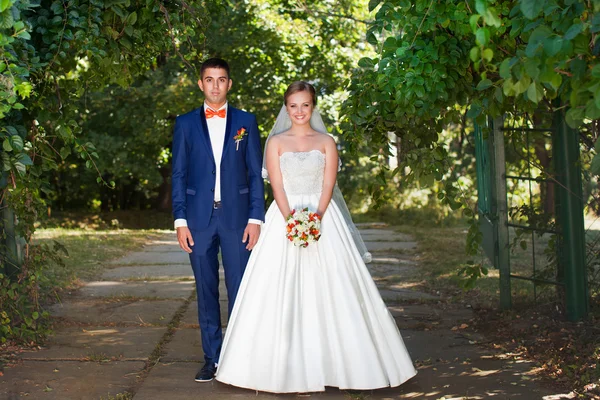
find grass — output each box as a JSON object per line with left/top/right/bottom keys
{"left": 32, "top": 228, "right": 171, "bottom": 286}
{"left": 99, "top": 392, "right": 133, "bottom": 400}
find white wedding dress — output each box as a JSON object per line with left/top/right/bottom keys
{"left": 216, "top": 150, "right": 417, "bottom": 393}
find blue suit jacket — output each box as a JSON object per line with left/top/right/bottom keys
{"left": 171, "top": 106, "right": 265, "bottom": 230}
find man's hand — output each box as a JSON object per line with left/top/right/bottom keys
{"left": 177, "top": 226, "right": 194, "bottom": 253}
{"left": 242, "top": 223, "right": 261, "bottom": 251}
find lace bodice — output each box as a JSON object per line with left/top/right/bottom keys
{"left": 279, "top": 150, "right": 325, "bottom": 195}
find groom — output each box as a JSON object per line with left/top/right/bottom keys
{"left": 171, "top": 58, "right": 265, "bottom": 382}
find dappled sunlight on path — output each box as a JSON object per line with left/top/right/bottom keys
{"left": 0, "top": 226, "right": 560, "bottom": 399}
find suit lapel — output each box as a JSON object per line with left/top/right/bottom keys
{"left": 221, "top": 106, "right": 234, "bottom": 156}
{"left": 195, "top": 107, "right": 215, "bottom": 164}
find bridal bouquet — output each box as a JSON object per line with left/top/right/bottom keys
{"left": 286, "top": 208, "right": 322, "bottom": 248}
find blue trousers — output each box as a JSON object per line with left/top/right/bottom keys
{"left": 189, "top": 208, "right": 250, "bottom": 365}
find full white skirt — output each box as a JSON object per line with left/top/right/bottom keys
{"left": 216, "top": 192, "right": 417, "bottom": 393}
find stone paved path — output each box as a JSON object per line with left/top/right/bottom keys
{"left": 0, "top": 224, "right": 557, "bottom": 399}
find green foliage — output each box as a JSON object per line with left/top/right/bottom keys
{"left": 0, "top": 0, "right": 210, "bottom": 342}
{"left": 0, "top": 239, "right": 68, "bottom": 343}
{"left": 49, "top": 0, "right": 372, "bottom": 211}
{"left": 342, "top": 0, "right": 600, "bottom": 288}
{"left": 341, "top": 0, "right": 476, "bottom": 210}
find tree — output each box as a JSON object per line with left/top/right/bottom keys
{"left": 47, "top": 0, "right": 373, "bottom": 213}
{"left": 0, "top": 0, "right": 210, "bottom": 342}
{"left": 342, "top": 0, "right": 599, "bottom": 193}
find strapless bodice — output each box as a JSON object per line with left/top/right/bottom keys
{"left": 279, "top": 150, "right": 325, "bottom": 195}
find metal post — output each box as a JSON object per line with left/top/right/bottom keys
{"left": 490, "top": 116, "right": 511, "bottom": 310}
{"left": 553, "top": 109, "right": 588, "bottom": 321}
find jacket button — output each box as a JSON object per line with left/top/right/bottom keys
{"left": 211, "top": 188, "right": 214, "bottom": 192}
{"left": 212, "top": 170, "right": 215, "bottom": 174}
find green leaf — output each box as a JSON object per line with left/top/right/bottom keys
{"left": 543, "top": 37, "right": 563, "bottom": 57}
{"left": 475, "top": 28, "right": 490, "bottom": 46}
{"left": 476, "top": 79, "right": 493, "bottom": 90}
{"left": 0, "top": 8, "right": 14, "bottom": 28}
{"left": 513, "top": 75, "right": 531, "bottom": 94}
{"left": 526, "top": 26, "right": 552, "bottom": 57}
{"left": 520, "top": 0, "right": 544, "bottom": 19}
{"left": 467, "top": 104, "right": 482, "bottom": 118}
{"left": 482, "top": 7, "right": 502, "bottom": 28}
{"left": 594, "top": 136, "right": 600, "bottom": 154}
{"left": 482, "top": 48, "right": 493, "bottom": 62}
{"left": 469, "top": 15, "right": 481, "bottom": 32}
{"left": 0, "top": 0, "right": 11, "bottom": 13}
{"left": 14, "top": 161, "right": 26, "bottom": 176}
{"left": 2, "top": 139, "right": 12, "bottom": 152}
{"left": 475, "top": 0, "right": 487, "bottom": 15}
{"left": 368, "top": 0, "right": 382, "bottom": 12}
{"left": 17, "top": 153, "right": 32, "bottom": 166}
{"left": 526, "top": 82, "right": 543, "bottom": 103}
{"left": 358, "top": 57, "right": 375, "bottom": 69}
{"left": 564, "top": 23, "right": 583, "bottom": 41}
{"left": 585, "top": 99, "right": 600, "bottom": 120}
{"left": 524, "top": 58, "right": 540, "bottom": 79}
{"left": 566, "top": 107, "right": 585, "bottom": 128}
{"left": 470, "top": 47, "right": 480, "bottom": 62}
{"left": 59, "top": 147, "right": 71, "bottom": 159}
{"left": 126, "top": 12, "right": 137, "bottom": 25}
{"left": 591, "top": 152, "right": 600, "bottom": 175}
{"left": 9, "top": 135, "right": 23, "bottom": 151}
{"left": 50, "top": 1, "right": 63, "bottom": 15}
{"left": 499, "top": 58, "right": 511, "bottom": 79}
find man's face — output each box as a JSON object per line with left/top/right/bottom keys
{"left": 198, "top": 68, "right": 232, "bottom": 108}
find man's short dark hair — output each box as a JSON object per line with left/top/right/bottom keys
{"left": 200, "top": 58, "right": 230, "bottom": 79}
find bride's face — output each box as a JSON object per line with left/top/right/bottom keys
{"left": 286, "top": 91, "right": 313, "bottom": 126}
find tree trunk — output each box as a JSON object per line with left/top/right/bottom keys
{"left": 155, "top": 165, "right": 172, "bottom": 211}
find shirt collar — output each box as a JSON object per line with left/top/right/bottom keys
{"left": 204, "top": 102, "right": 228, "bottom": 112}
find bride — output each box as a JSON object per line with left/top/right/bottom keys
{"left": 215, "top": 81, "right": 417, "bottom": 393}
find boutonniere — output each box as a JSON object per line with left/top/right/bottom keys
{"left": 234, "top": 127, "right": 247, "bottom": 151}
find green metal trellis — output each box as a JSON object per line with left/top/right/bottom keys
{"left": 474, "top": 108, "right": 589, "bottom": 321}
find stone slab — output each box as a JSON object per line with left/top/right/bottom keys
{"left": 364, "top": 241, "right": 417, "bottom": 252}
{"left": 368, "top": 265, "right": 416, "bottom": 280}
{"left": 110, "top": 250, "right": 190, "bottom": 265}
{"left": 140, "top": 244, "right": 181, "bottom": 252}
{"left": 358, "top": 230, "right": 415, "bottom": 242}
{"left": 162, "top": 328, "right": 203, "bottom": 362}
{"left": 80, "top": 281, "right": 195, "bottom": 299}
{"left": 50, "top": 299, "right": 184, "bottom": 326}
{"left": 102, "top": 264, "right": 194, "bottom": 280}
{"left": 368, "top": 255, "right": 405, "bottom": 264}
{"left": 379, "top": 288, "right": 439, "bottom": 302}
{"left": 392, "top": 330, "right": 554, "bottom": 399}
{"left": 19, "top": 326, "right": 166, "bottom": 361}
{"left": 0, "top": 360, "right": 144, "bottom": 400}
{"left": 133, "top": 362, "right": 352, "bottom": 399}
{"left": 389, "top": 304, "right": 474, "bottom": 324}
{"left": 355, "top": 222, "right": 389, "bottom": 229}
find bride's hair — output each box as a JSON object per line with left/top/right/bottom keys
{"left": 284, "top": 81, "right": 317, "bottom": 106}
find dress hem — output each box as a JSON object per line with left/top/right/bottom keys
{"left": 215, "top": 371, "right": 417, "bottom": 394}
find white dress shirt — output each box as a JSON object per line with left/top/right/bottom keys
{"left": 174, "top": 102, "right": 261, "bottom": 229}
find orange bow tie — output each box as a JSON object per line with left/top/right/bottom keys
{"left": 205, "top": 108, "right": 226, "bottom": 119}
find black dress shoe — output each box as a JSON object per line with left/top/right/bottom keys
{"left": 194, "top": 362, "right": 217, "bottom": 382}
